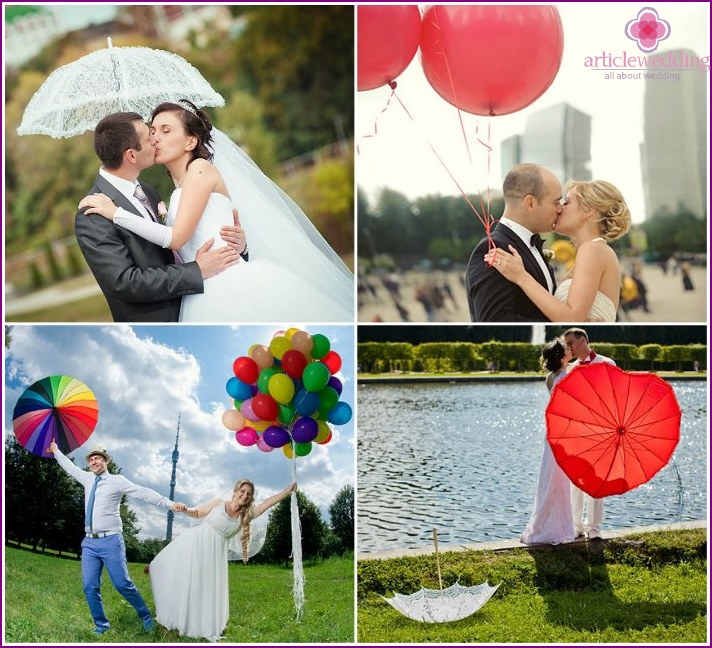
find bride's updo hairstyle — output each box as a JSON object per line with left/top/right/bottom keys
{"left": 151, "top": 99, "right": 214, "bottom": 162}
{"left": 541, "top": 338, "right": 567, "bottom": 372}
{"left": 233, "top": 478, "right": 255, "bottom": 564}
{"left": 565, "top": 179, "right": 632, "bottom": 242}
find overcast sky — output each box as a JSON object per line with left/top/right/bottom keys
{"left": 357, "top": 2, "right": 710, "bottom": 223}
{"left": 4, "top": 324, "right": 355, "bottom": 540}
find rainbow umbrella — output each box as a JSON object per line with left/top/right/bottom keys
{"left": 12, "top": 376, "right": 99, "bottom": 457}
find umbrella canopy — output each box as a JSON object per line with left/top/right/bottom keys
{"left": 382, "top": 582, "right": 500, "bottom": 623}
{"left": 546, "top": 364, "right": 681, "bottom": 498}
{"left": 12, "top": 376, "right": 99, "bottom": 457}
{"left": 17, "top": 38, "right": 224, "bottom": 138}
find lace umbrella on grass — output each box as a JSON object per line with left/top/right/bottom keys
{"left": 382, "top": 528, "right": 500, "bottom": 623}
{"left": 17, "top": 37, "right": 224, "bottom": 138}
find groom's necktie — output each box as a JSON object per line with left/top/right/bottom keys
{"left": 133, "top": 183, "right": 157, "bottom": 221}
{"left": 85, "top": 475, "right": 101, "bottom": 532}
{"left": 530, "top": 234, "right": 545, "bottom": 254}
{"left": 530, "top": 234, "right": 554, "bottom": 293}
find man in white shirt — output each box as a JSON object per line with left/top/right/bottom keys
{"left": 564, "top": 327, "right": 616, "bottom": 540}
{"left": 465, "top": 163, "right": 562, "bottom": 321}
{"left": 49, "top": 441, "right": 185, "bottom": 635}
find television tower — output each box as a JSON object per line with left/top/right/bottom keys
{"left": 166, "top": 413, "right": 181, "bottom": 541}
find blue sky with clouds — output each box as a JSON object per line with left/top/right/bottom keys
{"left": 4, "top": 324, "right": 355, "bottom": 540}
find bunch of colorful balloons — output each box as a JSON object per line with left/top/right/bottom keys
{"left": 357, "top": 5, "right": 564, "bottom": 116}
{"left": 222, "top": 328, "right": 352, "bottom": 460}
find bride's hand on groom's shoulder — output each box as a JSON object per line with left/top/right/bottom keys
{"left": 484, "top": 245, "right": 526, "bottom": 283}
{"left": 78, "top": 193, "right": 118, "bottom": 220}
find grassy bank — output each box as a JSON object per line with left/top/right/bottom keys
{"left": 4, "top": 547, "right": 354, "bottom": 643}
{"left": 357, "top": 371, "right": 705, "bottom": 382}
{"left": 358, "top": 529, "right": 707, "bottom": 644}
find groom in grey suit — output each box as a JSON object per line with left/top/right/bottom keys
{"left": 75, "top": 112, "right": 243, "bottom": 322}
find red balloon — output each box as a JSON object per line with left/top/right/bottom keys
{"left": 251, "top": 393, "right": 279, "bottom": 422}
{"left": 420, "top": 5, "right": 564, "bottom": 116}
{"left": 282, "top": 349, "right": 308, "bottom": 380}
{"left": 357, "top": 5, "right": 422, "bottom": 91}
{"left": 233, "top": 356, "right": 259, "bottom": 385}
{"left": 322, "top": 350, "right": 342, "bottom": 375}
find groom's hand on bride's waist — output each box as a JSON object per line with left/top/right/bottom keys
{"left": 195, "top": 238, "right": 240, "bottom": 279}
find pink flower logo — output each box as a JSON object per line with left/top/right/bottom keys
{"left": 625, "top": 7, "right": 670, "bottom": 53}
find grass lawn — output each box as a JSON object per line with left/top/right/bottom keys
{"left": 358, "top": 529, "right": 707, "bottom": 644}
{"left": 4, "top": 547, "right": 354, "bottom": 643}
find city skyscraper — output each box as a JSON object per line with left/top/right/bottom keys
{"left": 640, "top": 49, "right": 708, "bottom": 220}
{"left": 501, "top": 103, "right": 592, "bottom": 184}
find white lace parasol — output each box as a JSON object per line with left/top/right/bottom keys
{"left": 381, "top": 528, "right": 501, "bottom": 623}
{"left": 382, "top": 581, "right": 501, "bottom": 623}
{"left": 17, "top": 37, "right": 224, "bottom": 138}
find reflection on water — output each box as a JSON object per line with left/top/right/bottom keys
{"left": 357, "top": 380, "right": 707, "bottom": 554}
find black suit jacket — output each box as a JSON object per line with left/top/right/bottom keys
{"left": 74, "top": 174, "right": 204, "bottom": 322}
{"left": 465, "top": 222, "right": 557, "bottom": 322}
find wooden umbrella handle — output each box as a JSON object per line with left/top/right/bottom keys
{"left": 433, "top": 527, "right": 443, "bottom": 590}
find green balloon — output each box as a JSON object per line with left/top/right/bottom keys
{"left": 295, "top": 441, "right": 312, "bottom": 457}
{"left": 257, "top": 367, "right": 280, "bottom": 394}
{"left": 311, "top": 334, "right": 331, "bottom": 359}
{"left": 303, "top": 362, "right": 330, "bottom": 392}
{"left": 277, "top": 403, "right": 296, "bottom": 425}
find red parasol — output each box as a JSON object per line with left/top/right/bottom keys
{"left": 12, "top": 375, "right": 99, "bottom": 457}
{"left": 546, "top": 364, "right": 681, "bottom": 498}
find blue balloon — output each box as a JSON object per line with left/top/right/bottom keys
{"left": 294, "top": 388, "right": 320, "bottom": 416}
{"left": 328, "top": 401, "right": 352, "bottom": 425}
{"left": 226, "top": 377, "right": 253, "bottom": 401}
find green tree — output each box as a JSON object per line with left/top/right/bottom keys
{"left": 328, "top": 485, "right": 354, "bottom": 554}
{"left": 4, "top": 436, "right": 143, "bottom": 555}
{"left": 639, "top": 344, "right": 663, "bottom": 371}
{"left": 262, "top": 491, "right": 327, "bottom": 565}
{"left": 231, "top": 6, "right": 354, "bottom": 160}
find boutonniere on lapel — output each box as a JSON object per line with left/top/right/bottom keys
{"left": 542, "top": 248, "right": 555, "bottom": 263}
{"left": 156, "top": 201, "right": 168, "bottom": 224}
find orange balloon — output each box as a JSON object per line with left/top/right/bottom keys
{"left": 291, "top": 331, "right": 314, "bottom": 356}
{"left": 250, "top": 344, "right": 274, "bottom": 370}
{"left": 222, "top": 409, "right": 246, "bottom": 431}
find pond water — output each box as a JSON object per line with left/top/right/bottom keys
{"left": 357, "top": 379, "right": 707, "bottom": 554}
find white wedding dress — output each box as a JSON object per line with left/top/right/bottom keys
{"left": 169, "top": 188, "right": 352, "bottom": 322}
{"left": 150, "top": 502, "right": 261, "bottom": 642}
{"left": 520, "top": 372, "right": 576, "bottom": 545}
{"left": 553, "top": 279, "right": 617, "bottom": 322}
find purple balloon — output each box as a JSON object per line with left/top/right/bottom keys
{"left": 327, "top": 376, "right": 343, "bottom": 395}
{"left": 292, "top": 417, "right": 318, "bottom": 443}
{"left": 263, "top": 425, "right": 290, "bottom": 448}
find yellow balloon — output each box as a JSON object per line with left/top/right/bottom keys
{"left": 269, "top": 336, "right": 291, "bottom": 360}
{"left": 285, "top": 327, "right": 301, "bottom": 341}
{"left": 315, "top": 421, "right": 331, "bottom": 443}
{"left": 269, "top": 374, "right": 296, "bottom": 404}
{"left": 282, "top": 444, "right": 294, "bottom": 459}
{"left": 248, "top": 419, "right": 270, "bottom": 432}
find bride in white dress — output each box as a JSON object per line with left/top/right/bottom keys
{"left": 81, "top": 100, "right": 353, "bottom": 323}
{"left": 150, "top": 479, "right": 296, "bottom": 642}
{"left": 485, "top": 180, "right": 631, "bottom": 322}
{"left": 520, "top": 338, "right": 576, "bottom": 545}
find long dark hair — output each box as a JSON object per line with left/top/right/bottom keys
{"left": 541, "top": 338, "right": 566, "bottom": 372}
